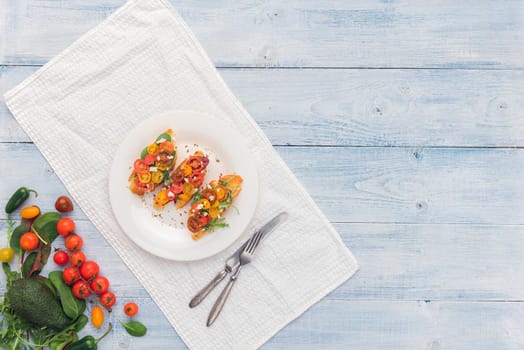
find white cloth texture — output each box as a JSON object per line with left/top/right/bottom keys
{"left": 4, "top": 0, "right": 359, "bottom": 349}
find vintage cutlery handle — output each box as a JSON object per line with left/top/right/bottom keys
{"left": 207, "top": 267, "right": 241, "bottom": 326}
{"left": 189, "top": 269, "right": 228, "bottom": 308}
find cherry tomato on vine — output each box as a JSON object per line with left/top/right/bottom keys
{"left": 72, "top": 280, "right": 91, "bottom": 299}
{"left": 65, "top": 234, "right": 83, "bottom": 252}
{"left": 100, "top": 291, "right": 116, "bottom": 308}
{"left": 63, "top": 266, "right": 81, "bottom": 285}
{"left": 90, "top": 276, "right": 110, "bottom": 294}
{"left": 20, "top": 232, "right": 39, "bottom": 251}
{"left": 124, "top": 302, "right": 139, "bottom": 316}
{"left": 53, "top": 250, "right": 69, "bottom": 266}
{"left": 57, "top": 218, "right": 76, "bottom": 236}
{"left": 55, "top": 195, "right": 74, "bottom": 213}
{"left": 79, "top": 260, "right": 99, "bottom": 280}
{"left": 70, "top": 251, "right": 85, "bottom": 267}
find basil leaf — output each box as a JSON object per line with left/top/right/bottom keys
{"left": 120, "top": 320, "right": 147, "bottom": 337}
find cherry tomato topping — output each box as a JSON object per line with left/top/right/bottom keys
{"left": 53, "top": 250, "right": 69, "bottom": 266}
{"left": 65, "top": 234, "right": 83, "bottom": 252}
{"left": 187, "top": 216, "right": 202, "bottom": 233}
{"left": 170, "top": 182, "right": 184, "bottom": 195}
{"left": 20, "top": 232, "right": 39, "bottom": 251}
{"left": 100, "top": 292, "right": 116, "bottom": 308}
{"left": 188, "top": 156, "right": 209, "bottom": 172}
{"left": 190, "top": 172, "right": 205, "bottom": 187}
{"left": 147, "top": 143, "right": 159, "bottom": 155}
{"left": 80, "top": 260, "right": 100, "bottom": 280}
{"left": 151, "top": 171, "right": 164, "bottom": 184}
{"left": 134, "top": 178, "right": 153, "bottom": 192}
{"left": 70, "top": 251, "right": 85, "bottom": 267}
{"left": 63, "top": 266, "right": 81, "bottom": 285}
{"left": 124, "top": 302, "right": 139, "bottom": 317}
{"left": 72, "top": 280, "right": 91, "bottom": 299}
{"left": 197, "top": 215, "right": 210, "bottom": 227}
{"left": 143, "top": 154, "right": 156, "bottom": 166}
{"left": 158, "top": 141, "right": 174, "bottom": 153}
{"left": 55, "top": 196, "right": 74, "bottom": 213}
{"left": 90, "top": 276, "right": 110, "bottom": 295}
{"left": 133, "top": 159, "right": 149, "bottom": 174}
{"left": 138, "top": 172, "right": 152, "bottom": 184}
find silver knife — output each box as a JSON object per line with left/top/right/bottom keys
{"left": 189, "top": 211, "right": 288, "bottom": 308}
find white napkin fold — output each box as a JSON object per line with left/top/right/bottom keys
{"left": 4, "top": 0, "right": 358, "bottom": 349}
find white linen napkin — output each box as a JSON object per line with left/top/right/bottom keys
{"left": 4, "top": 0, "right": 358, "bottom": 349}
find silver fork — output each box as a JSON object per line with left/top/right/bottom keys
{"left": 206, "top": 229, "right": 265, "bottom": 326}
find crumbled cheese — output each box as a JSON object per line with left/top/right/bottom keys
{"left": 197, "top": 204, "right": 203, "bottom": 210}
{"left": 167, "top": 155, "right": 174, "bottom": 159}
{"left": 156, "top": 138, "right": 166, "bottom": 144}
{"left": 156, "top": 156, "right": 161, "bottom": 161}
{"left": 167, "top": 192, "right": 175, "bottom": 199}
{"left": 184, "top": 178, "right": 189, "bottom": 183}
{"left": 203, "top": 212, "right": 208, "bottom": 216}
{"left": 209, "top": 195, "right": 215, "bottom": 201}
{"left": 149, "top": 166, "right": 157, "bottom": 172}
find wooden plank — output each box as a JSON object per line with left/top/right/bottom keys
{"left": 2, "top": 0, "right": 523, "bottom": 68}
{"left": 263, "top": 300, "right": 524, "bottom": 350}
{"left": 0, "top": 143, "right": 523, "bottom": 225}
{"left": 2, "top": 66, "right": 524, "bottom": 147}
{"left": 1, "top": 219, "right": 523, "bottom": 302}
{"left": 332, "top": 223, "right": 524, "bottom": 301}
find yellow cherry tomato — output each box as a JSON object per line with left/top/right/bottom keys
{"left": 138, "top": 172, "right": 152, "bottom": 183}
{"left": 199, "top": 199, "right": 211, "bottom": 210}
{"left": 147, "top": 143, "right": 159, "bottom": 155}
{"left": 0, "top": 247, "right": 14, "bottom": 263}
{"left": 91, "top": 306, "right": 104, "bottom": 328}
{"left": 182, "top": 183, "right": 194, "bottom": 196}
{"left": 215, "top": 186, "right": 227, "bottom": 201}
{"left": 209, "top": 207, "right": 220, "bottom": 219}
{"left": 151, "top": 171, "right": 164, "bottom": 184}
{"left": 182, "top": 164, "right": 192, "bottom": 177}
{"left": 20, "top": 205, "right": 40, "bottom": 220}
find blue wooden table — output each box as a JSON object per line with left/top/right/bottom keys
{"left": 1, "top": 1, "right": 524, "bottom": 349}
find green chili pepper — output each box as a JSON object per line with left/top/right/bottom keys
{"left": 67, "top": 322, "right": 112, "bottom": 350}
{"left": 5, "top": 187, "right": 38, "bottom": 214}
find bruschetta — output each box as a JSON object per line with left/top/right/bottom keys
{"left": 153, "top": 151, "right": 210, "bottom": 210}
{"left": 129, "top": 129, "right": 177, "bottom": 195}
{"left": 186, "top": 174, "right": 243, "bottom": 240}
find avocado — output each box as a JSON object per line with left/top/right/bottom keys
{"left": 7, "top": 278, "right": 71, "bottom": 330}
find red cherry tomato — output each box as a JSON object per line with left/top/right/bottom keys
{"left": 124, "top": 302, "right": 139, "bottom": 317}
{"left": 133, "top": 159, "right": 149, "bottom": 174}
{"left": 55, "top": 196, "right": 74, "bottom": 213}
{"left": 197, "top": 215, "right": 210, "bottom": 227}
{"left": 90, "top": 276, "right": 110, "bottom": 294}
{"left": 169, "top": 182, "right": 184, "bottom": 195}
{"left": 57, "top": 218, "right": 76, "bottom": 236}
{"left": 72, "top": 280, "right": 91, "bottom": 299}
{"left": 65, "top": 234, "right": 83, "bottom": 252}
{"left": 53, "top": 250, "right": 69, "bottom": 266}
{"left": 20, "top": 232, "right": 39, "bottom": 251}
{"left": 100, "top": 291, "right": 116, "bottom": 308}
{"left": 70, "top": 251, "right": 85, "bottom": 267}
{"left": 63, "top": 266, "right": 81, "bottom": 285}
{"left": 143, "top": 154, "right": 156, "bottom": 166}
{"left": 80, "top": 261, "right": 100, "bottom": 280}
{"left": 189, "top": 171, "right": 205, "bottom": 187}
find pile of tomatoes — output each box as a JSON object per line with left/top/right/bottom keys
{"left": 54, "top": 217, "right": 116, "bottom": 308}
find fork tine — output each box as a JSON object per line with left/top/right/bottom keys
{"left": 247, "top": 230, "right": 263, "bottom": 254}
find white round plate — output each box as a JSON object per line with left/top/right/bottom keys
{"left": 109, "top": 111, "right": 259, "bottom": 261}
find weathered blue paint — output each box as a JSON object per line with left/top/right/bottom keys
{"left": 1, "top": 1, "right": 523, "bottom": 349}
